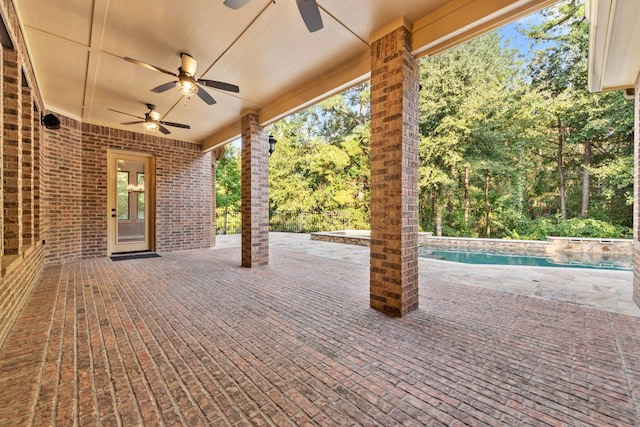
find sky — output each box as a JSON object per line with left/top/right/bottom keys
{"left": 496, "top": 11, "right": 549, "bottom": 59}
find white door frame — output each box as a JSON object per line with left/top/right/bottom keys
{"left": 107, "top": 149, "right": 155, "bottom": 255}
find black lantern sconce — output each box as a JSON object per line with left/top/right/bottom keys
{"left": 268, "top": 134, "right": 277, "bottom": 157}
{"left": 41, "top": 113, "right": 60, "bottom": 130}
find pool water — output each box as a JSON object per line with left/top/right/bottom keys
{"left": 419, "top": 249, "right": 632, "bottom": 271}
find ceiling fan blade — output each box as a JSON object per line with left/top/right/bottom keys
{"left": 160, "top": 120, "right": 191, "bottom": 130}
{"left": 223, "top": 0, "right": 252, "bottom": 10}
{"left": 121, "top": 120, "right": 144, "bottom": 125}
{"left": 195, "top": 87, "right": 217, "bottom": 105}
{"left": 151, "top": 81, "right": 178, "bottom": 93}
{"left": 124, "top": 57, "right": 177, "bottom": 77}
{"left": 158, "top": 124, "right": 171, "bottom": 135}
{"left": 296, "top": 0, "right": 323, "bottom": 32}
{"left": 109, "top": 108, "right": 144, "bottom": 120}
{"left": 198, "top": 79, "right": 240, "bottom": 93}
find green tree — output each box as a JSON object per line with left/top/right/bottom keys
{"left": 525, "top": 0, "right": 634, "bottom": 224}
{"left": 216, "top": 145, "right": 241, "bottom": 234}
{"left": 419, "top": 32, "right": 528, "bottom": 236}
{"left": 269, "top": 84, "right": 371, "bottom": 228}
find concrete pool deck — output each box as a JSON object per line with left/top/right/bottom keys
{"left": 218, "top": 232, "right": 640, "bottom": 317}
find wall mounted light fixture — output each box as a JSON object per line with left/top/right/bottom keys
{"left": 41, "top": 113, "right": 60, "bottom": 130}
{"left": 268, "top": 134, "right": 277, "bottom": 157}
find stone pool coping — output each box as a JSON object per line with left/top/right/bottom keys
{"left": 310, "top": 230, "right": 633, "bottom": 255}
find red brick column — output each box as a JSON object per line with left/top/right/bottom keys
{"left": 32, "top": 110, "right": 40, "bottom": 243}
{"left": 211, "top": 161, "right": 217, "bottom": 247}
{"left": 241, "top": 112, "right": 269, "bottom": 267}
{"left": 3, "top": 49, "right": 22, "bottom": 256}
{"left": 634, "top": 77, "right": 640, "bottom": 308}
{"left": 21, "top": 86, "right": 33, "bottom": 247}
{"left": 369, "top": 25, "right": 420, "bottom": 317}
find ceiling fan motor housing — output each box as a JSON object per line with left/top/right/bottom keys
{"left": 147, "top": 110, "right": 161, "bottom": 122}
{"left": 180, "top": 53, "right": 198, "bottom": 76}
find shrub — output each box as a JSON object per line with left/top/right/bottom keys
{"left": 506, "top": 217, "right": 632, "bottom": 240}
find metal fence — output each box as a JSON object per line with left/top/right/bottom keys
{"left": 270, "top": 211, "right": 351, "bottom": 233}
{"left": 216, "top": 208, "right": 242, "bottom": 235}
{"left": 215, "top": 209, "right": 351, "bottom": 235}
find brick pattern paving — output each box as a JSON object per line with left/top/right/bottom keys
{"left": 1, "top": 248, "right": 639, "bottom": 426}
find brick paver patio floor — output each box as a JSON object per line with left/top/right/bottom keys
{"left": 1, "top": 246, "right": 639, "bottom": 426}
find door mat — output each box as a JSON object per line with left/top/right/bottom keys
{"left": 110, "top": 252, "right": 161, "bottom": 261}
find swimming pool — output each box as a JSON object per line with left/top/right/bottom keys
{"left": 418, "top": 249, "right": 632, "bottom": 271}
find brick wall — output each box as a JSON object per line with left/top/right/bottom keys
{"left": 0, "top": 73, "right": 44, "bottom": 347}
{"left": 0, "top": 0, "right": 214, "bottom": 347}
{"left": 0, "top": 243, "right": 45, "bottom": 349}
{"left": 0, "top": 0, "right": 47, "bottom": 348}
{"left": 78, "top": 123, "right": 213, "bottom": 259}
{"left": 153, "top": 136, "right": 213, "bottom": 253}
{"left": 43, "top": 115, "right": 83, "bottom": 263}
{"left": 369, "top": 25, "right": 420, "bottom": 317}
{"left": 1, "top": 108, "right": 215, "bottom": 344}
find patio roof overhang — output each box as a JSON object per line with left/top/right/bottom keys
{"left": 587, "top": 0, "right": 640, "bottom": 93}
{"left": 13, "top": 0, "right": 558, "bottom": 151}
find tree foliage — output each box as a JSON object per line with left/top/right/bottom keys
{"left": 218, "top": 0, "right": 633, "bottom": 239}
{"left": 216, "top": 145, "right": 241, "bottom": 211}
{"left": 268, "top": 83, "right": 371, "bottom": 229}
{"left": 417, "top": 0, "right": 632, "bottom": 237}
{"left": 524, "top": 0, "right": 633, "bottom": 225}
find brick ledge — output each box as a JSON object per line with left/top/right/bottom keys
{"left": 1, "top": 242, "right": 41, "bottom": 277}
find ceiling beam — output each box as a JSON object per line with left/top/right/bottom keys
{"left": 82, "top": 0, "right": 110, "bottom": 121}
{"left": 413, "top": 0, "right": 560, "bottom": 58}
{"left": 201, "top": 50, "right": 370, "bottom": 152}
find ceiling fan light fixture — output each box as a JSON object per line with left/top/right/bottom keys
{"left": 110, "top": 104, "right": 189, "bottom": 135}
{"left": 143, "top": 121, "right": 159, "bottom": 132}
{"left": 178, "top": 78, "right": 198, "bottom": 96}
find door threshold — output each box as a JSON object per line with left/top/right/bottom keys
{"left": 111, "top": 250, "right": 155, "bottom": 255}
{"left": 110, "top": 251, "right": 160, "bottom": 261}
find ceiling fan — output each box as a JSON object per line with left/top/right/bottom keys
{"left": 224, "top": 0, "right": 323, "bottom": 33}
{"left": 109, "top": 103, "right": 190, "bottom": 135}
{"left": 124, "top": 53, "right": 240, "bottom": 105}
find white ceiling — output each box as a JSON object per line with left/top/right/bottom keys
{"left": 14, "top": 0, "right": 557, "bottom": 149}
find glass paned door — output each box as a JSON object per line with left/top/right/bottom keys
{"left": 108, "top": 151, "right": 153, "bottom": 254}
